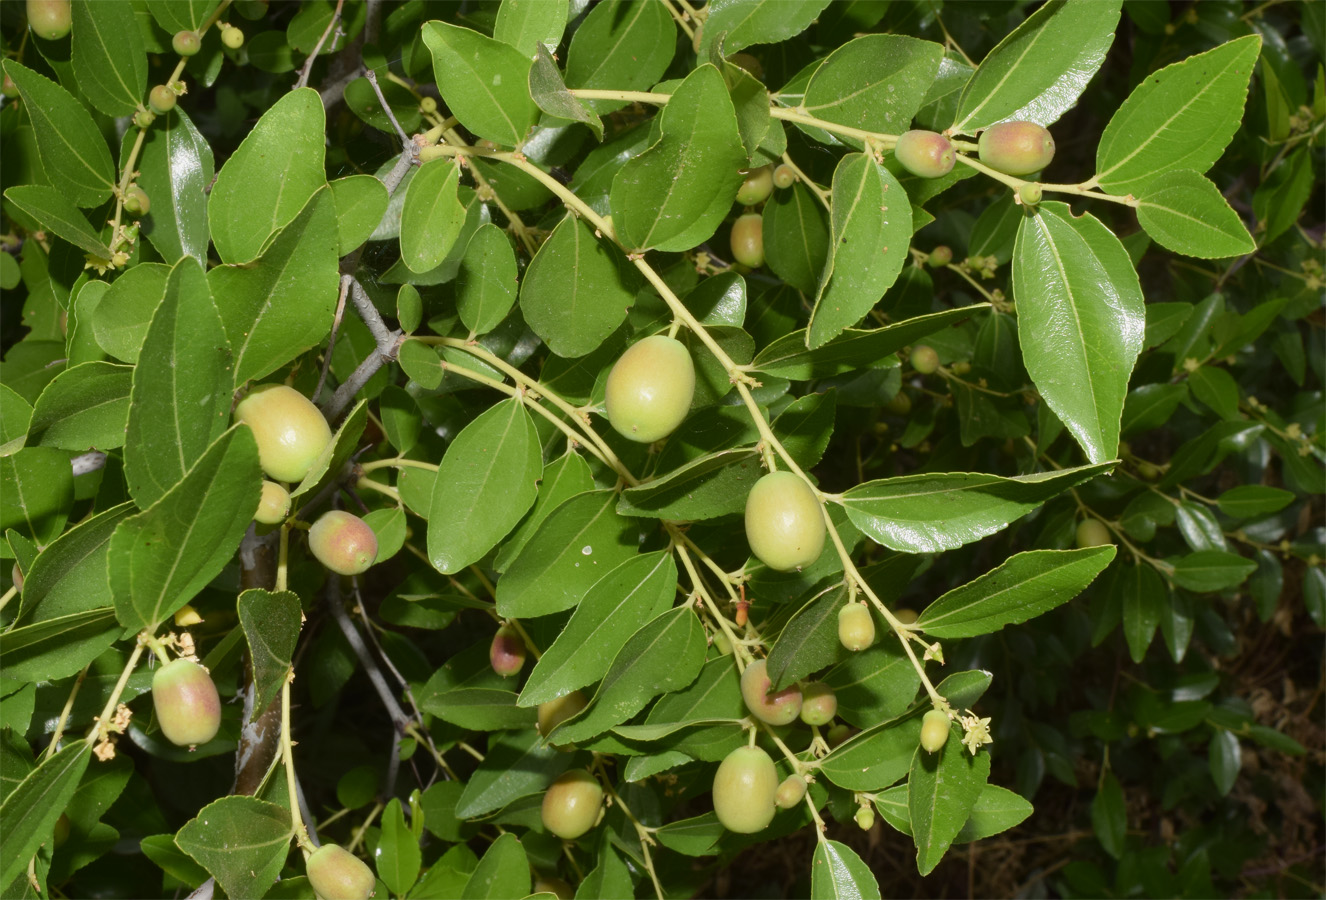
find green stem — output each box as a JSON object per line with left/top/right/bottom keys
{"left": 358, "top": 457, "right": 440, "bottom": 474}
{"left": 282, "top": 673, "right": 315, "bottom": 853}
{"left": 87, "top": 640, "right": 146, "bottom": 745}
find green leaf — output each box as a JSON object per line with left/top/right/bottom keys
{"left": 917, "top": 547, "right": 1115, "bottom": 638}
{"left": 462, "top": 833, "right": 529, "bottom": 900}
{"left": 290, "top": 400, "right": 367, "bottom": 499}
{"left": 378, "top": 798, "right": 421, "bottom": 897}
{"left": 0, "top": 740, "right": 90, "bottom": 888}
{"left": 1135, "top": 169, "right": 1256, "bottom": 259}
{"left": 1166, "top": 550, "right": 1256, "bottom": 593}
{"left": 3, "top": 186, "right": 112, "bottom": 258}
{"left": 329, "top": 174, "right": 389, "bottom": 256}
{"left": 496, "top": 490, "right": 638, "bottom": 618}
{"left": 610, "top": 65, "right": 745, "bottom": 253}
{"left": 1095, "top": 35, "right": 1261, "bottom": 195}
{"left": 140, "top": 833, "right": 210, "bottom": 889}
{"left": 1188, "top": 365, "right": 1241, "bottom": 422}
{"left": 456, "top": 225, "right": 519, "bottom": 335}
{"left": 423, "top": 689, "right": 536, "bottom": 731}
{"left": 519, "top": 551, "right": 677, "bottom": 707}
{"left": 952, "top": 0, "right": 1120, "bottom": 133}
{"left": 564, "top": 0, "right": 674, "bottom": 114}
{"left": 1091, "top": 772, "right": 1126, "bottom": 859}
{"left": 1, "top": 62, "right": 115, "bottom": 207}
{"left": 17, "top": 502, "right": 133, "bottom": 623}
{"left": 1013, "top": 202, "right": 1145, "bottom": 464}
{"left": 238, "top": 589, "right": 301, "bottom": 715}
{"left": 875, "top": 782, "right": 1033, "bottom": 843}
{"left": 807, "top": 154, "right": 912, "bottom": 349}
{"left": 28, "top": 362, "right": 132, "bottom": 450}
{"left": 1252, "top": 147, "right": 1315, "bottom": 244}
{"left": 0, "top": 383, "right": 33, "bottom": 456}
{"left": 617, "top": 449, "right": 762, "bottom": 521}
{"left": 529, "top": 44, "right": 603, "bottom": 140}
{"left": 1209, "top": 729, "right": 1240, "bottom": 797}
{"left": 455, "top": 729, "right": 570, "bottom": 818}
{"left": 494, "top": 0, "right": 568, "bottom": 58}
{"left": 0, "top": 447, "right": 74, "bottom": 546}
{"left": 174, "top": 796, "right": 292, "bottom": 900}
{"left": 143, "top": 1, "right": 216, "bottom": 33}
{"left": 400, "top": 160, "right": 465, "bottom": 274}
{"left": 91, "top": 263, "right": 170, "bottom": 364}
{"left": 519, "top": 213, "right": 639, "bottom": 358}
{"left": 803, "top": 35, "right": 943, "bottom": 146}
{"left": 1216, "top": 485, "right": 1295, "bottom": 519}
{"left": 137, "top": 108, "right": 216, "bottom": 264}
{"left": 210, "top": 187, "right": 340, "bottom": 386}
{"left": 766, "top": 585, "right": 847, "bottom": 690}
{"left": 811, "top": 840, "right": 882, "bottom": 900}
{"left": 0, "top": 608, "right": 119, "bottom": 683}
{"left": 575, "top": 844, "right": 633, "bottom": 900}
{"left": 495, "top": 451, "right": 595, "bottom": 572}
{"left": 124, "top": 257, "right": 231, "bottom": 508}
{"left": 821, "top": 717, "right": 922, "bottom": 791}
{"left": 208, "top": 88, "right": 327, "bottom": 264}
{"left": 71, "top": 0, "right": 147, "bottom": 117}
{"left": 700, "top": 0, "right": 830, "bottom": 55}
{"left": 1119, "top": 563, "right": 1165, "bottom": 662}
{"left": 762, "top": 182, "right": 829, "bottom": 294}
{"left": 840, "top": 461, "right": 1112, "bottom": 553}
{"left": 1121, "top": 382, "right": 1188, "bottom": 435}
{"left": 551, "top": 606, "right": 708, "bottom": 744}
{"left": 363, "top": 506, "right": 406, "bottom": 563}
{"left": 428, "top": 398, "right": 542, "bottom": 574}
{"left": 909, "top": 734, "right": 990, "bottom": 875}
{"left": 422, "top": 21, "right": 539, "bottom": 146}
{"left": 110, "top": 426, "right": 262, "bottom": 634}
{"left": 824, "top": 640, "right": 921, "bottom": 730}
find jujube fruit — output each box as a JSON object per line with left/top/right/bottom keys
{"left": 826, "top": 723, "right": 852, "bottom": 747}
{"left": 490, "top": 625, "right": 526, "bottom": 677}
{"left": 538, "top": 690, "right": 587, "bottom": 738}
{"left": 911, "top": 345, "right": 939, "bottom": 374}
{"left": 1019, "top": 182, "right": 1043, "bottom": 206}
{"left": 894, "top": 130, "right": 955, "bottom": 179}
{"left": 928, "top": 245, "right": 953, "bottom": 267}
{"left": 885, "top": 390, "right": 911, "bottom": 415}
{"left": 541, "top": 770, "right": 603, "bottom": 840}
{"left": 221, "top": 24, "right": 244, "bottom": 49}
{"left": 894, "top": 607, "right": 919, "bottom": 625}
{"left": 855, "top": 805, "right": 876, "bottom": 830}
{"left": 920, "top": 709, "right": 950, "bottom": 753}
{"left": 305, "top": 844, "right": 375, "bottom": 900}
{"left": 838, "top": 602, "right": 874, "bottom": 651}
{"left": 775, "top": 774, "right": 807, "bottom": 809}
{"left": 978, "top": 121, "right": 1055, "bottom": 176}
{"left": 11, "top": 563, "right": 22, "bottom": 593}
{"left": 27, "top": 0, "right": 71, "bottom": 40}
{"left": 123, "top": 186, "right": 151, "bottom": 217}
{"left": 744, "top": 471, "right": 826, "bottom": 572}
{"left": 152, "top": 658, "right": 221, "bottom": 747}
{"left": 149, "top": 85, "right": 176, "bottom": 114}
{"left": 735, "top": 167, "right": 773, "bottom": 206}
{"left": 233, "top": 383, "right": 333, "bottom": 483}
{"left": 172, "top": 31, "right": 201, "bottom": 55}
{"left": 533, "top": 876, "right": 574, "bottom": 899}
{"left": 712, "top": 746, "right": 778, "bottom": 833}
{"left": 309, "top": 510, "right": 378, "bottom": 576}
{"left": 604, "top": 335, "right": 695, "bottom": 443}
{"left": 420, "top": 96, "right": 438, "bottom": 114}
{"left": 739, "top": 659, "right": 802, "bottom": 726}
{"left": 1075, "top": 518, "right": 1113, "bottom": 548}
{"left": 729, "top": 213, "right": 764, "bottom": 268}
{"left": 255, "top": 480, "right": 291, "bottom": 525}
{"left": 799, "top": 682, "right": 837, "bottom": 726}
{"left": 772, "top": 164, "right": 795, "bottom": 190}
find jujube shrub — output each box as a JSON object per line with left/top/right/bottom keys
{"left": 604, "top": 335, "right": 696, "bottom": 443}
{"left": 744, "top": 471, "right": 826, "bottom": 572}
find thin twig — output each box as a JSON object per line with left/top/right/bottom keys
{"left": 315, "top": 275, "right": 352, "bottom": 403}
{"left": 326, "top": 578, "right": 410, "bottom": 731}
{"left": 322, "top": 331, "right": 403, "bottom": 423}
{"left": 365, "top": 69, "right": 410, "bottom": 146}
{"left": 349, "top": 277, "right": 394, "bottom": 352}
{"left": 294, "top": 0, "right": 344, "bottom": 90}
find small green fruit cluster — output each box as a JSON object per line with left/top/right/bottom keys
{"left": 920, "top": 709, "right": 951, "bottom": 753}
{"left": 736, "top": 166, "right": 774, "bottom": 206}
{"left": 27, "top": 0, "right": 71, "bottom": 40}
{"left": 309, "top": 510, "right": 378, "bottom": 576}
{"left": 740, "top": 659, "right": 802, "bottom": 725}
{"left": 152, "top": 658, "right": 221, "bottom": 747}
{"left": 837, "top": 602, "right": 875, "bottom": 651}
{"left": 490, "top": 624, "right": 526, "bottom": 677}
{"left": 713, "top": 745, "right": 778, "bottom": 833}
{"left": 894, "top": 130, "right": 955, "bottom": 179}
{"left": 255, "top": 481, "right": 291, "bottom": 525}
{"left": 541, "top": 770, "right": 603, "bottom": 840}
{"left": 123, "top": 186, "right": 151, "bottom": 218}
{"left": 172, "top": 30, "right": 201, "bottom": 56}
{"left": 729, "top": 213, "right": 764, "bottom": 268}
{"left": 234, "top": 384, "right": 333, "bottom": 483}
{"left": 306, "top": 844, "right": 375, "bottom": 900}
{"left": 911, "top": 344, "right": 940, "bottom": 374}
{"left": 744, "top": 471, "right": 826, "bottom": 572}
{"left": 604, "top": 335, "right": 695, "bottom": 443}
{"left": 1075, "top": 518, "right": 1114, "bottom": 548}
{"left": 978, "top": 121, "right": 1055, "bottom": 176}
{"left": 538, "top": 690, "right": 587, "bottom": 738}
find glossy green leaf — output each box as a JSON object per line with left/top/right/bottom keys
{"left": 424, "top": 689, "right": 536, "bottom": 731}
{"left": 1013, "top": 202, "right": 1145, "bottom": 464}
{"left": 520, "top": 551, "right": 677, "bottom": 707}
{"left": 821, "top": 717, "right": 922, "bottom": 791}
{"left": 1166, "top": 551, "right": 1256, "bottom": 593}
{"left": 3, "top": 186, "right": 112, "bottom": 258}
{"left": 137, "top": 107, "right": 215, "bottom": 264}
{"left": 575, "top": 844, "right": 633, "bottom": 900}
{"left": 422, "top": 21, "right": 539, "bottom": 146}
{"left": 909, "top": 733, "right": 990, "bottom": 875}
{"left": 529, "top": 44, "right": 603, "bottom": 139}
{"left": 143, "top": 1, "right": 216, "bottom": 33}
{"left": 0, "top": 608, "right": 119, "bottom": 683}
{"left": 876, "top": 782, "right": 1033, "bottom": 843}
{"left": 124, "top": 257, "right": 231, "bottom": 508}
{"left": 1216, "top": 485, "right": 1294, "bottom": 519}
{"left": 766, "top": 585, "right": 846, "bottom": 690}
{"left": 91, "top": 263, "right": 170, "bottom": 364}
{"left": 454, "top": 729, "right": 570, "bottom": 818}
{"left": 175, "top": 796, "right": 292, "bottom": 900}
{"left": 762, "top": 182, "right": 829, "bottom": 295}
{"left": 803, "top": 35, "right": 943, "bottom": 146}
{"left": 329, "top": 174, "right": 389, "bottom": 256}
{"left": 427, "top": 398, "right": 541, "bottom": 574}
{"left": 1120, "top": 382, "right": 1188, "bottom": 435}
{"left": 0, "top": 740, "right": 90, "bottom": 888}
{"left": 1091, "top": 772, "right": 1126, "bottom": 858}
{"left": 363, "top": 506, "right": 406, "bottom": 562}
{"left": 71, "top": 0, "right": 147, "bottom": 117}
{"left": 400, "top": 159, "right": 465, "bottom": 274}
{"left": 495, "top": 0, "right": 568, "bottom": 58}
{"left": 824, "top": 640, "right": 921, "bottom": 730}
{"left": 238, "top": 589, "right": 301, "bottom": 715}
{"left": 209, "top": 89, "right": 327, "bottom": 263}
{"left": 917, "top": 547, "right": 1115, "bottom": 638}
{"left": 700, "top": 0, "right": 830, "bottom": 55}
{"left": 462, "top": 833, "right": 529, "bottom": 900}
{"left": 378, "top": 798, "right": 421, "bottom": 897}
{"left": 16, "top": 502, "right": 132, "bottom": 623}
{"left": 494, "top": 451, "right": 595, "bottom": 573}
{"left": 811, "top": 840, "right": 881, "bottom": 900}
{"left": 1095, "top": 35, "right": 1261, "bottom": 195}
{"left": 617, "top": 448, "right": 762, "bottom": 520}
{"left": 807, "top": 154, "right": 912, "bottom": 349}
{"left": 953, "top": 0, "right": 1120, "bottom": 133}
{"left": 291, "top": 400, "right": 366, "bottom": 499}
{"left": 1209, "top": 729, "right": 1240, "bottom": 797}
{"left": 0, "top": 447, "right": 74, "bottom": 546}
{"left": 1188, "top": 365, "right": 1241, "bottom": 421}
{"left": 28, "top": 362, "right": 131, "bottom": 450}
{"left": 456, "top": 224, "right": 518, "bottom": 335}
{"left": 1252, "top": 147, "right": 1315, "bottom": 244}
{"left": 1119, "top": 562, "right": 1165, "bottom": 662}
{"left": 564, "top": 0, "right": 674, "bottom": 113}
{"left": 1135, "top": 169, "right": 1256, "bottom": 259}
{"left": 0, "top": 384, "right": 33, "bottom": 457}
{"left": 840, "top": 461, "right": 1112, "bottom": 553}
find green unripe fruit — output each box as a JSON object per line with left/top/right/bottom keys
{"left": 420, "top": 96, "right": 437, "bottom": 114}
{"left": 894, "top": 607, "right": 919, "bottom": 626}
{"left": 152, "top": 658, "right": 221, "bottom": 747}
{"left": 123, "top": 186, "right": 151, "bottom": 217}
{"left": 1137, "top": 461, "right": 1160, "bottom": 481}
{"left": 920, "top": 709, "right": 950, "bottom": 753}
{"left": 221, "top": 24, "right": 244, "bottom": 49}
{"left": 134, "top": 109, "right": 156, "bottom": 128}
{"left": 729, "top": 213, "right": 765, "bottom": 268}
{"left": 309, "top": 510, "right": 378, "bottom": 576}
{"left": 740, "top": 659, "right": 803, "bottom": 726}
{"left": 837, "top": 602, "right": 875, "bottom": 652}
{"left": 604, "top": 335, "right": 695, "bottom": 443}
{"left": 1019, "top": 182, "right": 1043, "bottom": 206}
{"left": 538, "top": 690, "right": 587, "bottom": 738}
{"left": 951, "top": 360, "right": 971, "bottom": 375}
{"left": 490, "top": 625, "right": 526, "bottom": 677}
{"left": 254, "top": 481, "right": 291, "bottom": 525}
{"left": 826, "top": 723, "right": 852, "bottom": 747}
{"left": 233, "top": 384, "right": 333, "bottom": 483}
{"left": 799, "top": 682, "right": 837, "bottom": 726}
{"left": 978, "top": 121, "right": 1055, "bottom": 176}
{"left": 885, "top": 390, "right": 912, "bottom": 416}
{"left": 541, "top": 770, "right": 603, "bottom": 840}
{"left": 855, "top": 805, "right": 876, "bottom": 830}
{"left": 27, "top": 0, "right": 71, "bottom": 40}
{"left": 149, "top": 85, "right": 177, "bottom": 115}
{"left": 735, "top": 167, "right": 773, "bottom": 206}
{"left": 911, "top": 345, "right": 940, "bottom": 374}
{"left": 729, "top": 53, "right": 764, "bottom": 80}
{"left": 772, "top": 164, "right": 795, "bottom": 189}
{"left": 53, "top": 813, "right": 70, "bottom": 847}
{"left": 1075, "top": 518, "right": 1114, "bottom": 548}
{"left": 172, "top": 31, "right": 201, "bottom": 56}
{"left": 712, "top": 630, "right": 733, "bottom": 656}
{"left": 533, "top": 876, "right": 574, "bottom": 900}
{"left": 712, "top": 746, "right": 778, "bottom": 833}
{"left": 774, "top": 774, "right": 807, "bottom": 809}
{"left": 894, "top": 130, "right": 955, "bottom": 179}
{"left": 928, "top": 245, "right": 953, "bottom": 268}
{"left": 306, "top": 844, "right": 375, "bottom": 900}
{"left": 744, "top": 471, "right": 826, "bottom": 572}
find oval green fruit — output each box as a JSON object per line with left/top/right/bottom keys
{"left": 799, "top": 682, "right": 837, "bottom": 726}
{"left": 837, "top": 603, "right": 875, "bottom": 652}
{"left": 233, "top": 384, "right": 333, "bottom": 483}
{"left": 604, "top": 335, "right": 695, "bottom": 444}
{"left": 172, "top": 30, "right": 201, "bottom": 55}
{"left": 1075, "top": 518, "right": 1113, "bottom": 548}
{"left": 855, "top": 805, "right": 876, "bottom": 830}
{"left": 744, "top": 471, "right": 825, "bottom": 572}
{"left": 123, "top": 186, "right": 151, "bottom": 218}
{"left": 149, "top": 85, "right": 176, "bottom": 114}
{"left": 928, "top": 245, "right": 953, "bottom": 268}
{"left": 978, "top": 121, "right": 1055, "bottom": 176}
{"left": 774, "top": 774, "right": 807, "bottom": 809}
{"left": 538, "top": 690, "right": 587, "bottom": 738}
{"left": 729, "top": 213, "right": 765, "bottom": 268}
{"left": 541, "top": 769, "right": 603, "bottom": 840}
{"left": 221, "top": 24, "right": 244, "bottom": 49}
{"left": 1019, "top": 182, "right": 1043, "bottom": 206}
{"left": 735, "top": 166, "right": 773, "bottom": 206}
{"left": 306, "top": 844, "right": 375, "bottom": 900}
{"left": 152, "top": 658, "right": 221, "bottom": 747}
{"left": 911, "top": 345, "right": 940, "bottom": 374}
{"left": 712, "top": 746, "right": 778, "bottom": 833}
{"left": 894, "top": 130, "right": 955, "bottom": 179}
{"left": 254, "top": 480, "right": 291, "bottom": 525}
{"left": 27, "top": 0, "right": 70, "bottom": 40}
{"left": 490, "top": 624, "right": 526, "bottom": 677}
{"left": 920, "top": 708, "right": 951, "bottom": 753}
{"left": 533, "top": 876, "right": 574, "bottom": 900}
{"left": 309, "top": 510, "right": 378, "bottom": 576}
{"left": 740, "top": 659, "right": 802, "bottom": 726}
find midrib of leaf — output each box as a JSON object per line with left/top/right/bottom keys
{"left": 578, "top": 1, "right": 650, "bottom": 87}
{"left": 846, "top": 470, "right": 1061, "bottom": 505}
{"left": 408, "top": 165, "right": 457, "bottom": 262}
{"left": 442, "top": 402, "right": 526, "bottom": 546}
{"left": 650, "top": 665, "right": 729, "bottom": 723}
{"left": 183, "top": 826, "right": 292, "bottom": 854}
{"left": 920, "top": 553, "right": 1095, "bottom": 629}
{"left": 635, "top": 100, "right": 708, "bottom": 249}
{"left": 0, "top": 741, "right": 87, "bottom": 833}
{"left": 22, "top": 89, "right": 113, "bottom": 192}
{"left": 36, "top": 373, "right": 129, "bottom": 430}
{"left": 8, "top": 191, "right": 107, "bottom": 253}
{"left": 450, "top": 41, "right": 522, "bottom": 141}
{"left": 805, "top": 48, "right": 915, "bottom": 116}
{"left": 812, "top": 157, "right": 873, "bottom": 317}
{"left": 954, "top": 5, "right": 1057, "bottom": 133}
{"left": 711, "top": 0, "right": 767, "bottom": 51}
{"left": 231, "top": 216, "right": 317, "bottom": 379}
{"left": 830, "top": 651, "right": 909, "bottom": 692}
{"left": 82, "top": 11, "right": 138, "bottom": 106}
{"left": 791, "top": 187, "right": 819, "bottom": 280}
{"left": 1137, "top": 196, "right": 1237, "bottom": 234}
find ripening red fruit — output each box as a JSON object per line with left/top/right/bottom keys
{"left": 604, "top": 335, "right": 695, "bottom": 444}
{"left": 306, "top": 844, "right": 375, "bottom": 900}
{"left": 735, "top": 167, "right": 774, "bottom": 206}
{"left": 894, "top": 130, "right": 955, "bottom": 179}
{"left": 308, "top": 510, "right": 378, "bottom": 576}
{"left": 799, "top": 682, "right": 837, "bottom": 726}
{"left": 541, "top": 770, "right": 603, "bottom": 840}
{"left": 153, "top": 658, "right": 221, "bottom": 747}
{"left": 233, "top": 384, "right": 333, "bottom": 483}
{"left": 978, "top": 121, "right": 1055, "bottom": 176}
{"left": 740, "top": 659, "right": 802, "bottom": 726}
{"left": 490, "top": 625, "right": 526, "bottom": 677}
{"left": 712, "top": 746, "right": 778, "bottom": 833}
{"left": 744, "top": 471, "right": 826, "bottom": 572}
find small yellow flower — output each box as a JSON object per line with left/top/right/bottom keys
{"left": 959, "top": 710, "right": 993, "bottom": 756}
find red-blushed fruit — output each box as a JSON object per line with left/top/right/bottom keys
{"left": 978, "top": 121, "right": 1055, "bottom": 176}
{"left": 233, "top": 384, "right": 333, "bottom": 483}
{"left": 221, "top": 24, "right": 244, "bottom": 49}
{"left": 799, "top": 682, "right": 837, "bottom": 726}
{"left": 123, "top": 186, "right": 151, "bottom": 217}
{"left": 305, "top": 844, "right": 375, "bottom": 900}
{"left": 712, "top": 745, "right": 778, "bottom": 833}
{"left": 744, "top": 471, "right": 826, "bottom": 572}
{"left": 541, "top": 770, "right": 603, "bottom": 840}
{"left": 729, "top": 213, "right": 764, "bottom": 268}
{"left": 735, "top": 167, "right": 773, "bottom": 206}
{"left": 772, "top": 164, "right": 795, "bottom": 190}
{"left": 739, "top": 659, "right": 802, "bottom": 726}
{"left": 920, "top": 709, "right": 951, "bottom": 753}
{"left": 837, "top": 602, "right": 875, "bottom": 652}
{"left": 27, "top": 0, "right": 70, "bottom": 40}
{"left": 911, "top": 345, "right": 940, "bottom": 374}
{"left": 149, "top": 85, "right": 176, "bottom": 114}
{"left": 1076, "top": 518, "right": 1114, "bottom": 548}
{"left": 604, "top": 335, "right": 695, "bottom": 444}
{"left": 538, "top": 690, "right": 587, "bottom": 738}
{"left": 172, "top": 30, "right": 201, "bottom": 55}
{"left": 775, "top": 774, "right": 807, "bottom": 809}
{"left": 152, "top": 658, "right": 221, "bottom": 747}
{"left": 490, "top": 625, "right": 526, "bottom": 677}
{"left": 894, "top": 130, "right": 955, "bottom": 178}
{"left": 928, "top": 245, "right": 953, "bottom": 267}
{"left": 308, "top": 510, "right": 378, "bottom": 576}
{"left": 11, "top": 563, "right": 22, "bottom": 593}
{"left": 254, "top": 480, "right": 291, "bottom": 525}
